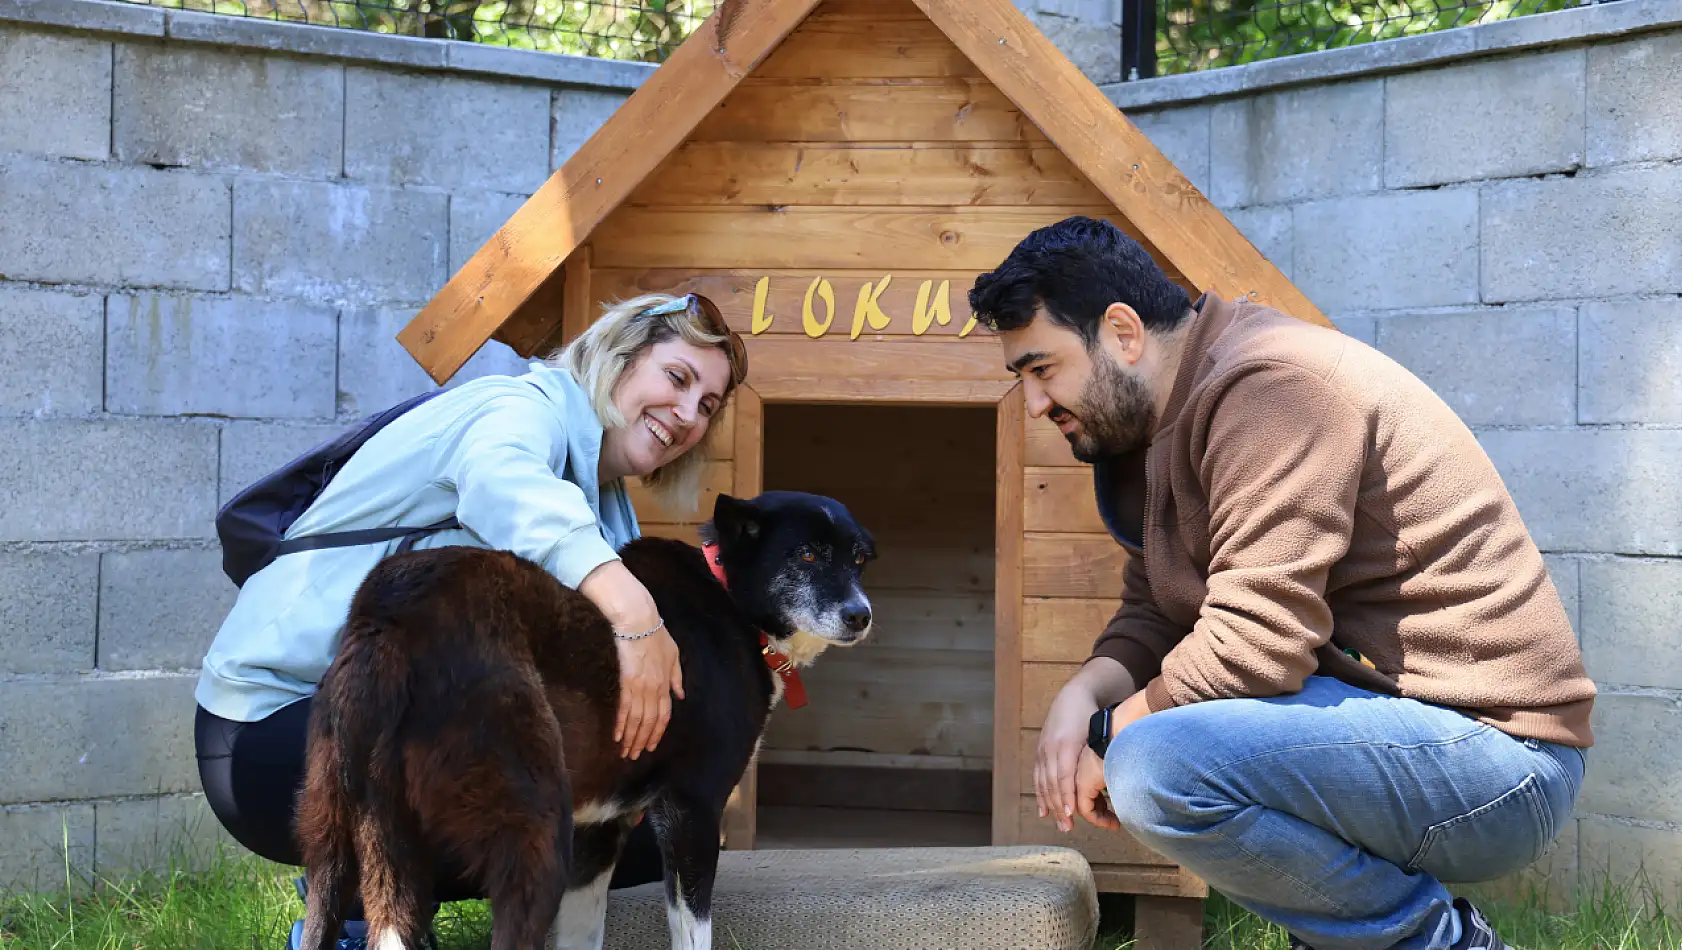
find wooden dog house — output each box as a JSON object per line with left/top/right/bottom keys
{"left": 397, "top": 0, "right": 1333, "bottom": 942}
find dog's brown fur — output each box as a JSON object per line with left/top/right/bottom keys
{"left": 292, "top": 491, "right": 878, "bottom": 950}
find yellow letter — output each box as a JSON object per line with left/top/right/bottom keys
{"left": 912, "top": 279, "right": 952, "bottom": 335}
{"left": 751, "top": 276, "right": 774, "bottom": 334}
{"left": 959, "top": 313, "right": 980, "bottom": 338}
{"left": 803, "top": 277, "right": 835, "bottom": 338}
{"left": 849, "top": 274, "right": 894, "bottom": 340}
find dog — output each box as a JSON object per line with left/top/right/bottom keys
{"left": 293, "top": 490, "right": 877, "bottom": 950}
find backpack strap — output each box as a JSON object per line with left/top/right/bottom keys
{"left": 271, "top": 516, "right": 461, "bottom": 558}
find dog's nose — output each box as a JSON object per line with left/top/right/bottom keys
{"left": 842, "top": 604, "right": 871, "bottom": 633}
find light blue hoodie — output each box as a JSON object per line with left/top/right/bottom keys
{"left": 194, "top": 361, "right": 641, "bottom": 723}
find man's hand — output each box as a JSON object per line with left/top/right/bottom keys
{"left": 1034, "top": 684, "right": 1098, "bottom": 833}
{"left": 1071, "top": 690, "right": 1152, "bottom": 831}
{"left": 1073, "top": 747, "right": 1120, "bottom": 831}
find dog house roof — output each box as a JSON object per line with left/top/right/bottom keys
{"left": 396, "top": 0, "right": 1329, "bottom": 384}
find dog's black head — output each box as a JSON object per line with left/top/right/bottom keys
{"left": 704, "top": 491, "right": 877, "bottom": 662}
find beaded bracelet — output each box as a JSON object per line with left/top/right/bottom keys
{"left": 614, "top": 619, "right": 666, "bottom": 642}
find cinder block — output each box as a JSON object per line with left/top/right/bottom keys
{"left": 1023, "top": 10, "right": 1120, "bottom": 85}
{"left": 0, "top": 552, "right": 98, "bottom": 674}
{"left": 233, "top": 179, "right": 448, "bottom": 306}
{"left": 1224, "top": 205, "right": 1292, "bottom": 279}
{"left": 1579, "top": 297, "right": 1682, "bottom": 424}
{"left": 219, "top": 420, "right": 352, "bottom": 505}
{"left": 551, "top": 87, "right": 628, "bottom": 169}
{"left": 0, "top": 674, "right": 198, "bottom": 804}
{"left": 1578, "top": 692, "right": 1682, "bottom": 823}
{"left": 1543, "top": 553, "right": 1581, "bottom": 635}
{"left": 1376, "top": 307, "right": 1576, "bottom": 426}
{"left": 1580, "top": 558, "right": 1682, "bottom": 690}
{"left": 1483, "top": 164, "right": 1682, "bottom": 303}
{"left": 0, "top": 803, "right": 95, "bottom": 895}
{"left": 0, "top": 155, "right": 230, "bottom": 292}
{"left": 0, "top": 286, "right": 103, "bottom": 416}
{"left": 450, "top": 191, "right": 528, "bottom": 277}
{"left": 98, "top": 549, "right": 236, "bottom": 672}
{"left": 1577, "top": 817, "right": 1682, "bottom": 912}
{"left": 337, "top": 306, "right": 531, "bottom": 418}
{"left": 1385, "top": 48, "right": 1584, "bottom": 188}
{"left": 105, "top": 293, "right": 337, "bottom": 419}
{"left": 1293, "top": 189, "right": 1480, "bottom": 313}
{"left": 1588, "top": 32, "right": 1682, "bottom": 166}
{"left": 345, "top": 66, "right": 549, "bottom": 194}
{"left": 1477, "top": 428, "right": 1682, "bottom": 556}
{"left": 96, "top": 793, "right": 238, "bottom": 879}
{"left": 0, "top": 419, "right": 218, "bottom": 542}
{"left": 1330, "top": 315, "right": 1378, "bottom": 348}
{"left": 114, "top": 43, "right": 343, "bottom": 177}
{"left": 0, "top": 27, "right": 110, "bottom": 161}
{"left": 1123, "top": 105, "right": 1210, "bottom": 195}
{"left": 1209, "top": 79, "right": 1383, "bottom": 207}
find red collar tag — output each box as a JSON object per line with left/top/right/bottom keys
{"left": 701, "top": 541, "right": 808, "bottom": 709}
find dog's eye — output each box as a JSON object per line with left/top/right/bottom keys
{"left": 798, "top": 546, "right": 816, "bottom": 563}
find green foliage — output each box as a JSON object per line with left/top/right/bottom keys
{"left": 1154, "top": 0, "right": 1585, "bottom": 73}
{"left": 120, "top": 0, "right": 717, "bottom": 61}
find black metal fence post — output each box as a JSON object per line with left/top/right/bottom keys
{"left": 1120, "top": 0, "right": 1157, "bottom": 79}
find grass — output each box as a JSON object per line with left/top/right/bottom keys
{"left": 5, "top": 832, "right": 1682, "bottom": 950}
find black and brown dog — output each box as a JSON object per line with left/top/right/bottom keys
{"left": 293, "top": 491, "right": 877, "bottom": 950}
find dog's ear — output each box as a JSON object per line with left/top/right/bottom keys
{"left": 712, "top": 493, "right": 761, "bottom": 542}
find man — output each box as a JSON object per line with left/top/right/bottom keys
{"left": 969, "top": 216, "right": 1594, "bottom": 950}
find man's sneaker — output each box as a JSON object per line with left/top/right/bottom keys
{"left": 1450, "top": 897, "right": 1512, "bottom": 950}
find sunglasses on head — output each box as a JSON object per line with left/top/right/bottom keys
{"left": 642, "top": 292, "right": 748, "bottom": 387}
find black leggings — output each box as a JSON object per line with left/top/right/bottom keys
{"left": 193, "top": 699, "right": 665, "bottom": 908}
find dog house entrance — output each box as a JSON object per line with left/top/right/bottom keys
{"left": 753, "top": 403, "right": 997, "bottom": 850}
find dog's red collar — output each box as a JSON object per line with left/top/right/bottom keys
{"left": 700, "top": 540, "right": 808, "bottom": 710}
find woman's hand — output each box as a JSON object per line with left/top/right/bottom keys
{"left": 1073, "top": 747, "right": 1120, "bottom": 831}
{"left": 579, "top": 560, "right": 686, "bottom": 759}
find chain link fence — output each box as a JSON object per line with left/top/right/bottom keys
{"left": 1128, "top": 0, "right": 1599, "bottom": 75}
{"left": 121, "top": 0, "right": 716, "bottom": 60}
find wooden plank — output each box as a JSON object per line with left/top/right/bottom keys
{"left": 1135, "top": 896, "right": 1207, "bottom": 950}
{"left": 857, "top": 590, "right": 994, "bottom": 652}
{"left": 747, "top": 335, "right": 1008, "bottom": 381}
{"left": 1024, "top": 409, "right": 1080, "bottom": 465}
{"left": 1022, "top": 597, "right": 1116, "bottom": 663}
{"left": 756, "top": 761, "right": 991, "bottom": 814}
{"left": 627, "top": 460, "right": 735, "bottom": 524}
{"left": 1023, "top": 532, "right": 1128, "bottom": 598}
{"left": 1014, "top": 795, "right": 1174, "bottom": 866}
{"left": 759, "top": 748, "right": 991, "bottom": 772}
{"left": 753, "top": 4, "right": 983, "bottom": 79}
{"left": 589, "top": 205, "right": 1168, "bottom": 273}
{"left": 911, "top": 0, "right": 1330, "bottom": 326}
{"left": 692, "top": 77, "right": 1050, "bottom": 143}
{"left": 626, "top": 142, "right": 1109, "bottom": 207}
{"left": 591, "top": 268, "right": 991, "bottom": 339}
{"left": 749, "top": 376, "right": 1015, "bottom": 405}
{"left": 1093, "top": 867, "right": 1209, "bottom": 899}
{"left": 993, "top": 384, "right": 1024, "bottom": 846}
{"left": 761, "top": 646, "right": 995, "bottom": 759}
{"left": 1024, "top": 466, "right": 1104, "bottom": 534}
{"left": 1020, "top": 662, "right": 1080, "bottom": 728}
{"left": 723, "top": 384, "right": 764, "bottom": 851}
{"left": 395, "top": 0, "right": 828, "bottom": 383}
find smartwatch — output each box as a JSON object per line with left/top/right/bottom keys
{"left": 1087, "top": 702, "right": 1121, "bottom": 758}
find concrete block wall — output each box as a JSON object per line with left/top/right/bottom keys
{"left": 0, "top": 0, "right": 1125, "bottom": 894}
{"left": 0, "top": 2, "right": 643, "bottom": 894}
{"left": 1106, "top": 0, "right": 1682, "bottom": 908}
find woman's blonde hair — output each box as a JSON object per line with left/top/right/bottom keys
{"left": 544, "top": 293, "right": 744, "bottom": 515}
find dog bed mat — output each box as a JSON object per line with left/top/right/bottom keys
{"left": 602, "top": 844, "right": 1100, "bottom": 950}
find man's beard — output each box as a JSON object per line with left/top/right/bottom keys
{"left": 1051, "top": 350, "right": 1157, "bottom": 463}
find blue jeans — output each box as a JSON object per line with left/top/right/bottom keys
{"left": 1103, "top": 675, "right": 1586, "bottom": 950}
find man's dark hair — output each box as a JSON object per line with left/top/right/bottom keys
{"left": 968, "top": 216, "right": 1192, "bottom": 347}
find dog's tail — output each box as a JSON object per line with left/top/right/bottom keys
{"left": 295, "top": 619, "right": 433, "bottom": 950}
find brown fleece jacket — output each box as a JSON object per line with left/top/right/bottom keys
{"left": 1089, "top": 294, "right": 1596, "bottom": 747}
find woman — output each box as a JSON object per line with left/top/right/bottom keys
{"left": 192, "top": 293, "right": 747, "bottom": 948}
